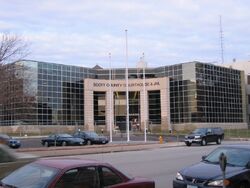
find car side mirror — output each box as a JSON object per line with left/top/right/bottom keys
{"left": 202, "top": 155, "right": 207, "bottom": 160}
{"left": 246, "top": 161, "right": 250, "bottom": 169}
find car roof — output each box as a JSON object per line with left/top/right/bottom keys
{"left": 34, "top": 158, "right": 110, "bottom": 170}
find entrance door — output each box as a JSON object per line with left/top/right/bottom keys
{"left": 114, "top": 91, "right": 140, "bottom": 131}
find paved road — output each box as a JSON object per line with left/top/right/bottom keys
{"left": 44, "top": 140, "right": 250, "bottom": 188}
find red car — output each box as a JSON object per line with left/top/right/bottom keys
{"left": 0, "top": 158, "right": 155, "bottom": 188}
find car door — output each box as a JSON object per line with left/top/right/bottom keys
{"left": 98, "top": 166, "right": 127, "bottom": 188}
{"left": 54, "top": 166, "right": 99, "bottom": 188}
{"left": 206, "top": 128, "right": 213, "bottom": 143}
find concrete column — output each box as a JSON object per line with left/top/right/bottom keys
{"left": 84, "top": 90, "right": 94, "bottom": 131}
{"left": 161, "top": 88, "right": 171, "bottom": 131}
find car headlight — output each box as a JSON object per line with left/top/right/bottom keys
{"left": 207, "top": 179, "right": 230, "bottom": 186}
{"left": 176, "top": 172, "right": 184, "bottom": 181}
{"left": 194, "top": 135, "right": 200, "bottom": 138}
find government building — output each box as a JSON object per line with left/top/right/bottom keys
{"left": 0, "top": 60, "right": 247, "bottom": 132}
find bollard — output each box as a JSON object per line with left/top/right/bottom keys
{"left": 159, "top": 136, "right": 163, "bottom": 144}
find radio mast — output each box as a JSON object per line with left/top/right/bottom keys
{"left": 219, "top": 15, "right": 224, "bottom": 64}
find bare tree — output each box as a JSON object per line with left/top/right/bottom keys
{"left": 0, "top": 33, "right": 30, "bottom": 125}
{"left": 0, "top": 33, "right": 29, "bottom": 65}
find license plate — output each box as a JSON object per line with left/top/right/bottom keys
{"left": 187, "top": 185, "right": 197, "bottom": 188}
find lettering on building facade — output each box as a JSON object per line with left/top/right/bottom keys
{"left": 93, "top": 81, "right": 160, "bottom": 88}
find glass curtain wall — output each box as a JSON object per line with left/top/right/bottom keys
{"left": 37, "top": 62, "right": 88, "bottom": 125}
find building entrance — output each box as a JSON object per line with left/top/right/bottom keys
{"left": 114, "top": 91, "right": 140, "bottom": 131}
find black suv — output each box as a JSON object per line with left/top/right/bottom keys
{"left": 184, "top": 127, "right": 224, "bottom": 146}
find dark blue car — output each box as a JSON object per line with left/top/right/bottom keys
{"left": 73, "top": 131, "right": 109, "bottom": 145}
{"left": 0, "top": 134, "right": 21, "bottom": 149}
{"left": 41, "top": 133, "right": 84, "bottom": 147}
{"left": 173, "top": 145, "right": 250, "bottom": 188}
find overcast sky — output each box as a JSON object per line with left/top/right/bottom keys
{"left": 0, "top": 0, "right": 249, "bottom": 68}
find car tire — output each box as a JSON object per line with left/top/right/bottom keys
{"left": 201, "top": 138, "right": 207, "bottom": 146}
{"left": 44, "top": 141, "right": 49, "bottom": 147}
{"left": 186, "top": 142, "right": 191, "bottom": 146}
{"left": 62, "top": 141, "right": 67, "bottom": 146}
{"left": 87, "top": 140, "right": 91, "bottom": 145}
{"left": 216, "top": 137, "right": 221, "bottom": 145}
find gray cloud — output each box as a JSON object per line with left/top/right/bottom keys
{"left": 0, "top": 0, "right": 249, "bottom": 67}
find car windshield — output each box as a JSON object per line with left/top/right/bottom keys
{"left": 192, "top": 128, "right": 206, "bottom": 134}
{"left": 204, "top": 147, "right": 250, "bottom": 167}
{"left": 1, "top": 163, "right": 59, "bottom": 188}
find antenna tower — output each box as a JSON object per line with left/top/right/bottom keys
{"left": 219, "top": 15, "right": 224, "bottom": 64}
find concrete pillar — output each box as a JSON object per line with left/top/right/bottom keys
{"left": 161, "top": 88, "right": 171, "bottom": 131}
{"left": 84, "top": 90, "right": 94, "bottom": 131}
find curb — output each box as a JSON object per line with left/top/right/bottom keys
{"left": 17, "top": 142, "right": 185, "bottom": 157}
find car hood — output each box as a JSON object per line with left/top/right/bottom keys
{"left": 186, "top": 133, "right": 204, "bottom": 137}
{"left": 180, "top": 161, "right": 245, "bottom": 180}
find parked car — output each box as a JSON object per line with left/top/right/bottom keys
{"left": 184, "top": 127, "right": 224, "bottom": 146}
{"left": 173, "top": 145, "right": 250, "bottom": 188}
{"left": 0, "top": 158, "right": 155, "bottom": 188}
{"left": 0, "top": 133, "right": 21, "bottom": 149}
{"left": 73, "top": 131, "right": 109, "bottom": 145}
{"left": 41, "top": 133, "right": 84, "bottom": 147}
{"left": 0, "top": 144, "right": 37, "bottom": 179}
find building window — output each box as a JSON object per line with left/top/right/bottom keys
{"left": 94, "top": 91, "right": 106, "bottom": 125}
{"left": 148, "top": 90, "right": 161, "bottom": 124}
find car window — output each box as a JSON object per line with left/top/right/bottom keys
{"left": 2, "top": 163, "right": 59, "bottom": 188}
{"left": 192, "top": 128, "right": 206, "bottom": 134}
{"left": 55, "top": 167, "right": 99, "bottom": 188}
{"left": 207, "top": 128, "right": 212, "bottom": 133}
{"left": 205, "top": 147, "right": 250, "bottom": 167}
{"left": 100, "top": 167, "right": 123, "bottom": 187}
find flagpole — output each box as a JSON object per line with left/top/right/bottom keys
{"left": 142, "top": 53, "right": 147, "bottom": 142}
{"left": 109, "top": 52, "right": 113, "bottom": 142}
{"left": 125, "top": 29, "right": 130, "bottom": 142}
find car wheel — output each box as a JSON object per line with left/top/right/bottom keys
{"left": 87, "top": 140, "right": 91, "bottom": 145}
{"left": 201, "top": 138, "right": 207, "bottom": 146}
{"left": 216, "top": 137, "right": 221, "bottom": 144}
{"left": 186, "top": 142, "right": 191, "bottom": 146}
{"left": 62, "top": 141, "right": 67, "bottom": 146}
{"left": 44, "top": 141, "right": 49, "bottom": 147}
{"left": 240, "top": 182, "right": 249, "bottom": 188}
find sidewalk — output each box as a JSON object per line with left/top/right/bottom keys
{"left": 17, "top": 141, "right": 185, "bottom": 157}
